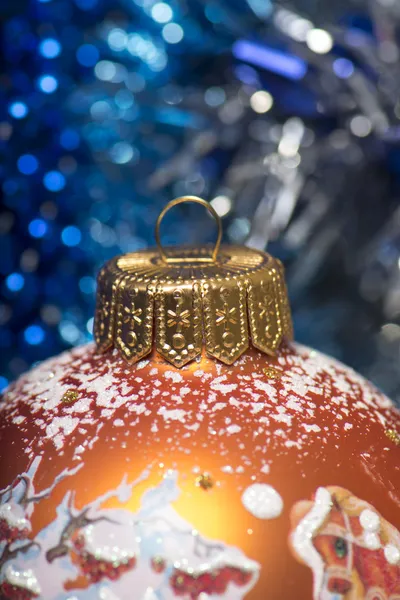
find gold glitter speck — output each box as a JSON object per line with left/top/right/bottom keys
{"left": 195, "top": 473, "right": 214, "bottom": 491}
{"left": 385, "top": 429, "right": 400, "bottom": 446}
{"left": 62, "top": 389, "right": 79, "bottom": 404}
{"left": 263, "top": 366, "right": 282, "bottom": 379}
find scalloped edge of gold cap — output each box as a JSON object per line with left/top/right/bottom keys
{"left": 93, "top": 244, "right": 293, "bottom": 368}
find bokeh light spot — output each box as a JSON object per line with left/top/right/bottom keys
{"left": 77, "top": 44, "right": 99, "bottom": 67}
{"left": 24, "top": 325, "right": 45, "bottom": 345}
{"left": 151, "top": 2, "right": 173, "bottom": 23}
{"left": 43, "top": 170, "right": 66, "bottom": 191}
{"left": 95, "top": 60, "right": 117, "bottom": 81}
{"left": 204, "top": 87, "right": 226, "bottom": 107}
{"left": 29, "top": 218, "right": 48, "bottom": 238}
{"left": 0, "top": 377, "right": 8, "bottom": 392}
{"left": 211, "top": 195, "right": 232, "bottom": 217}
{"left": 306, "top": 28, "right": 333, "bottom": 54}
{"left": 115, "top": 90, "right": 134, "bottom": 110}
{"left": 247, "top": 0, "right": 272, "bottom": 19}
{"left": 9, "top": 102, "right": 28, "bottom": 119}
{"left": 109, "top": 142, "right": 137, "bottom": 164}
{"left": 38, "top": 75, "right": 58, "bottom": 94}
{"left": 333, "top": 58, "right": 354, "bottom": 79}
{"left": 39, "top": 38, "right": 61, "bottom": 58}
{"left": 108, "top": 28, "right": 128, "bottom": 51}
{"left": 17, "top": 154, "right": 39, "bottom": 175}
{"left": 90, "top": 100, "right": 113, "bottom": 120}
{"left": 6, "top": 273, "right": 25, "bottom": 292}
{"left": 86, "top": 317, "right": 94, "bottom": 334}
{"left": 250, "top": 90, "right": 274, "bottom": 113}
{"left": 350, "top": 115, "right": 372, "bottom": 137}
{"left": 62, "top": 225, "right": 82, "bottom": 246}
{"left": 162, "top": 23, "right": 184, "bottom": 44}
{"left": 59, "top": 320, "right": 81, "bottom": 343}
{"left": 79, "top": 276, "right": 96, "bottom": 294}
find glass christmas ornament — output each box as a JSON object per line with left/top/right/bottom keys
{"left": 0, "top": 197, "right": 399, "bottom": 600}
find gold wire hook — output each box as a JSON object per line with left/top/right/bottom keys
{"left": 155, "top": 196, "right": 223, "bottom": 264}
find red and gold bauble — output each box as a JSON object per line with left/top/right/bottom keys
{"left": 0, "top": 197, "right": 399, "bottom": 600}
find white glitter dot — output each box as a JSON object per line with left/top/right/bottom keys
{"left": 226, "top": 424, "right": 241, "bottom": 434}
{"left": 359, "top": 509, "right": 380, "bottom": 532}
{"left": 241, "top": 483, "right": 283, "bottom": 520}
{"left": 384, "top": 544, "right": 400, "bottom": 565}
{"left": 363, "top": 531, "right": 381, "bottom": 550}
{"left": 221, "top": 465, "right": 234, "bottom": 474}
{"left": 164, "top": 370, "right": 183, "bottom": 383}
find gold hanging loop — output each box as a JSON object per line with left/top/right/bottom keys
{"left": 95, "top": 195, "right": 293, "bottom": 367}
{"left": 155, "top": 196, "right": 223, "bottom": 264}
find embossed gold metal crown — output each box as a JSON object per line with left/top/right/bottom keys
{"left": 94, "top": 196, "right": 293, "bottom": 367}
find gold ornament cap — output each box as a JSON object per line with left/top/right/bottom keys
{"left": 94, "top": 196, "right": 293, "bottom": 367}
